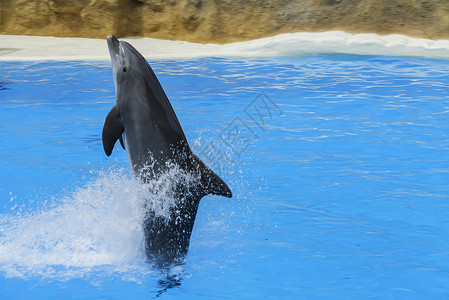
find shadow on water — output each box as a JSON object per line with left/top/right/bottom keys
{"left": 0, "top": 82, "right": 10, "bottom": 90}
{"left": 151, "top": 261, "right": 185, "bottom": 299}
{"left": 154, "top": 274, "right": 182, "bottom": 299}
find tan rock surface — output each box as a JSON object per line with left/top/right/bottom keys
{"left": 1, "top": 0, "right": 449, "bottom": 43}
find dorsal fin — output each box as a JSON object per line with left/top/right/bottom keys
{"left": 192, "top": 154, "right": 232, "bottom": 198}
{"left": 102, "top": 104, "right": 124, "bottom": 156}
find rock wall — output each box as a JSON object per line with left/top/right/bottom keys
{"left": 1, "top": 0, "right": 449, "bottom": 43}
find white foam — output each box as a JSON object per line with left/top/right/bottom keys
{"left": 0, "top": 168, "right": 151, "bottom": 280}
{"left": 2, "top": 31, "right": 449, "bottom": 61}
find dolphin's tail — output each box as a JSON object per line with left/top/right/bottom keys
{"left": 191, "top": 154, "right": 232, "bottom": 198}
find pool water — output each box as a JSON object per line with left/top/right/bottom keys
{"left": 1, "top": 55, "right": 449, "bottom": 298}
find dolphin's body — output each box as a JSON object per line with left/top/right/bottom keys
{"left": 102, "top": 35, "right": 232, "bottom": 265}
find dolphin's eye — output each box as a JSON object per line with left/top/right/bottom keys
{"left": 123, "top": 67, "right": 128, "bottom": 73}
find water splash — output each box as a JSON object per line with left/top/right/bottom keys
{"left": 0, "top": 168, "right": 153, "bottom": 281}
{"left": 136, "top": 158, "right": 201, "bottom": 220}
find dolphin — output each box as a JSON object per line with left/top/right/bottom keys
{"left": 102, "top": 35, "right": 232, "bottom": 265}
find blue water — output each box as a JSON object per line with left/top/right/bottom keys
{"left": 1, "top": 55, "right": 449, "bottom": 298}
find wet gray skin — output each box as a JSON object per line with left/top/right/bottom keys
{"left": 102, "top": 35, "right": 232, "bottom": 266}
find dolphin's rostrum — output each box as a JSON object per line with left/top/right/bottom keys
{"left": 102, "top": 35, "right": 232, "bottom": 265}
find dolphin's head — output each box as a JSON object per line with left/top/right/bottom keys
{"left": 107, "top": 35, "right": 148, "bottom": 95}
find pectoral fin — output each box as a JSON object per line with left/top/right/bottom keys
{"left": 102, "top": 104, "right": 124, "bottom": 156}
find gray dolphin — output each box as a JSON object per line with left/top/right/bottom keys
{"left": 102, "top": 35, "right": 232, "bottom": 265}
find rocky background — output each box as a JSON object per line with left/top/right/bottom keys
{"left": 1, "top": 0, "right": 449, "bottom": 43}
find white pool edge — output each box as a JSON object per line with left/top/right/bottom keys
{"left": 2, "top": 31, "right": 449, "bottom": 61}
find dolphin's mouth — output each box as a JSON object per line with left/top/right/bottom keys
{"left": 107, "top": 35, "right": 120, "bottom": 61}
